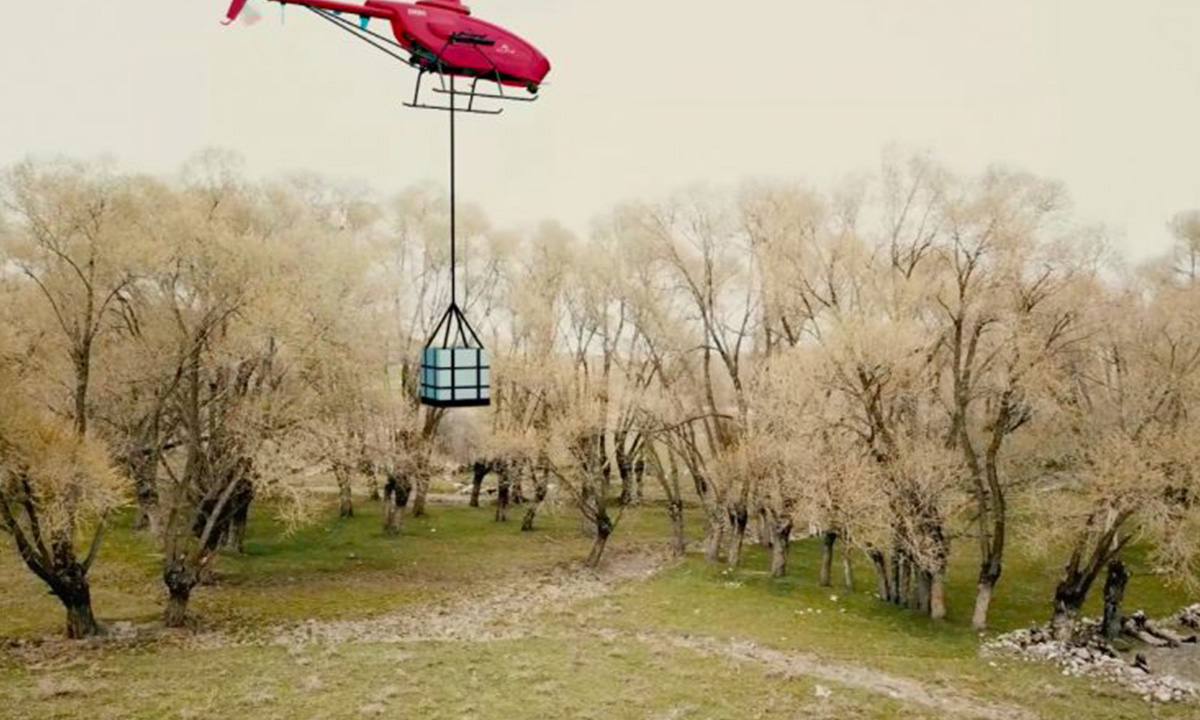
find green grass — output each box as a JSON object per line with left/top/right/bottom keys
{"left": 572, "top": 539, "right": 1196, "bottom": 720}
{"left": 0, "top": 637, "right": 927, "bottom": 720}
{"left": 0, "top": 492, "right": 678, "bottom": 635}
{"left": 1, "top": 491, "right": 1196, "bottom": 720}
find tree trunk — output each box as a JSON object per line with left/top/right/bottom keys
{"left": 162, "top": 563, "right": 197, "bottom": 628}
{"left": 470, "top": 461, "right": 487, "bottom": 508}
{"left": 726, "top": 506, "right": 749, "bottom": 569}
{"left": 395, "top": 485, "right": 409, "bottom": 526}
{"left": 753, "top": 507, "right": 770, "bottom": 546}
{"left": 520, "top": 476, "right": 548, "bottom": 532}
{"left": 128, "top": 398, "right": 167, "bottom": 534}
{"left": 382, "top": 472, "right": 410, "bottom": 536}
{"left": 511, "top": 473, "right": 526, "bottom": 505}
{"left": 972, "top": 581, "right": 995, "bottom": 630}
{"left": 904, "top": 561, "right": 916, "bottom": 609}
{"left": 691, "top": 469, "right": 723, "bottom": 564}
{"left": 702, "top": 516, "right": 724, "bottom": 563}
{"left": 1101, "top": 559, "right": 1129, "bottom": 640}
{"left": 1051, "top": 583, "right": 1088, "bottom": 641}
{"left": 383, "top": 493, "right": 402, "bottom": 535}
{"left": 4, "top": 524, "right": 102, "bottom": 638}
{"left": 668, "top": 499, "right": 687, "bottom": 557}
{"left": 868, "top": 549, "right": 889, "bottom": 600}
{"left": 971, "top": 558, "right": 1003, "bottom": 629}
{"left": 30, "top": 529, "right": 103, "bottom": 639}
{"left": 133, "top": 506, "right": 152, "bottom": 532}
{"left": 222, "top": 480, "right": 254, "bottom": 554}
{"left": 64, "top": 594, "right": 99, "bottom": 639}
{"left": 888, "top": 550, "right": 902, "bottom": 604}
{"left": 367, "top": 474, "right": 381, "bottom": 502}
{"left": 161, "top": 340, "right": 204, "bottom": 630}
{"left": 519, "top": 505, "right": 537, "bottom": 531}
{"left": 617, "top": 457, "right": 633, "bottom": 506}
{"left": 56, "top": 569, "right": 99, "bottom": 639}
{"left": 651, "top": 448, "right": 686, "bottom": 556}
{"left": 410, "top": 473, "right": 429, "bottom": 518}
{"left": 841, "top": 544, "right": 855, "bottom": 591}
{"left": 494, "top": 468, "right": 510, "bottom": 522}
{"left": 164, "top": 585, "right": 191, "bottom": 628}
{"left": 1051, "top": 543, "right": 1117, "bottom": 641}
{"left": 930, "top": 571, "right": 947, "bottom": 620}
{"left": 72, "top": 351, "right": 90, "bottom": 437}
{"left": 633, "top": 458, "right": 645, "bottom": 505}
{"left": 914, "top": 570, "right": 931, "bottom": 615}
{"left": 335, "top": 464, "right": 354, "bottom": 519}
{"left": 769, "top": 520, "right": 792, "bottom": 579}
{"left": 819, "top": 530, "right": 836, "bottom": 587}
{"left": 585, "top": 511, "right": 614, "bottom": 568}
{"left": 226, "top": 507, "right": 249, "bottom": 554}
{"left": 130, "top": 447, "right": 160, "bottom": 533}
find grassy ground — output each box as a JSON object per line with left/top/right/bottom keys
{"left": 0, "top": 494, "right": 670, "bottom": 635}
{"left": 0, "top": 489, "right": 1195, "bottom": 719}
{"left": 0, "top": 636, "right": 929, "bottom": 720}
{"left": 580, "top": 546, "right": 1194, "bottom": 720}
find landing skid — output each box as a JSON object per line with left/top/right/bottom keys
{"left": 403, "top": 33, "right": 540, "bottom": 115}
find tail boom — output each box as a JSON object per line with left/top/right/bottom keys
{"left": 224, "top": 0, "right": 392, "bottom": 25}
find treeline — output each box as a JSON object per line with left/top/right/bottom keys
{"left": 1, "top": 151, "right": 1198, "bottom": 639}
{"left": 0, "top": 152, "right": 441, "bottom": 635}
{"left": 477, "top": 155, "right": 1200, "bottom": 638}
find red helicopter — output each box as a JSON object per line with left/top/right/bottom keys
{"left": 223, "top": 0, "right": 547, "bottom": 407}
{"left": 224, "top": 0, "right": 551, "bottom": 113}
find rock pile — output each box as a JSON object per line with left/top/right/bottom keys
{"left": 984, "top": 623, "right": 1199, "bottom": 704}
{"left": 1177, "top": 604, "right": 1200, "bottom": 630}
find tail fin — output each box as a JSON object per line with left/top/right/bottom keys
{"left": 223, "top": 0, "right": 250, "bottom": 24}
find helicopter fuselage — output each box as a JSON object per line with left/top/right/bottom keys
{"left": 227, "top": 0, "right": 550, "bottom": 91}
{"left": 369, "top": 1, "right": 550, "bottom": 90}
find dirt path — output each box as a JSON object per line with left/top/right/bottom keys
{"left": 190, "top": 546, "right": 1035, "bottom": 720}
{"left": 8, "top": 545, "right": 1036, "bottom": 719}
{"left": 640, "top": 631, "right": 1035, "bottom": 720}
{"left": 189, "top": 546, "right": 675, "bottom": 649}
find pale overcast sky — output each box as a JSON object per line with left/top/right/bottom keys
{"left": 1, "top": 0, "right": 1197, "bottom": 259}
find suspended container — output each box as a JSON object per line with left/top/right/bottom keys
{"left": 420, "top": 303, "right": 490, "bottom": 407}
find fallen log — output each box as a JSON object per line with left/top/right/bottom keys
{"left": 1122, "top": 611, "right": 1196, "bottom": 648}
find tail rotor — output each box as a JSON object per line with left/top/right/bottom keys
{"left": 223, "top": 0, "right": 262, "bottom": 25}
{"left": 223, "top": 0, "right": 248, "bottom": 24}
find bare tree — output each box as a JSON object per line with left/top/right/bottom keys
{"left": 0, "top": 326, "right": 124, "bottom": 637}
{"left": 0, "top": 160, "right": 146, "bottom": 636}
{"left": 1036, "top": 275, "right": 1200, "bottom": 639}
{"left": 930, "top": 168, "right": 1077, "bottom": 628}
